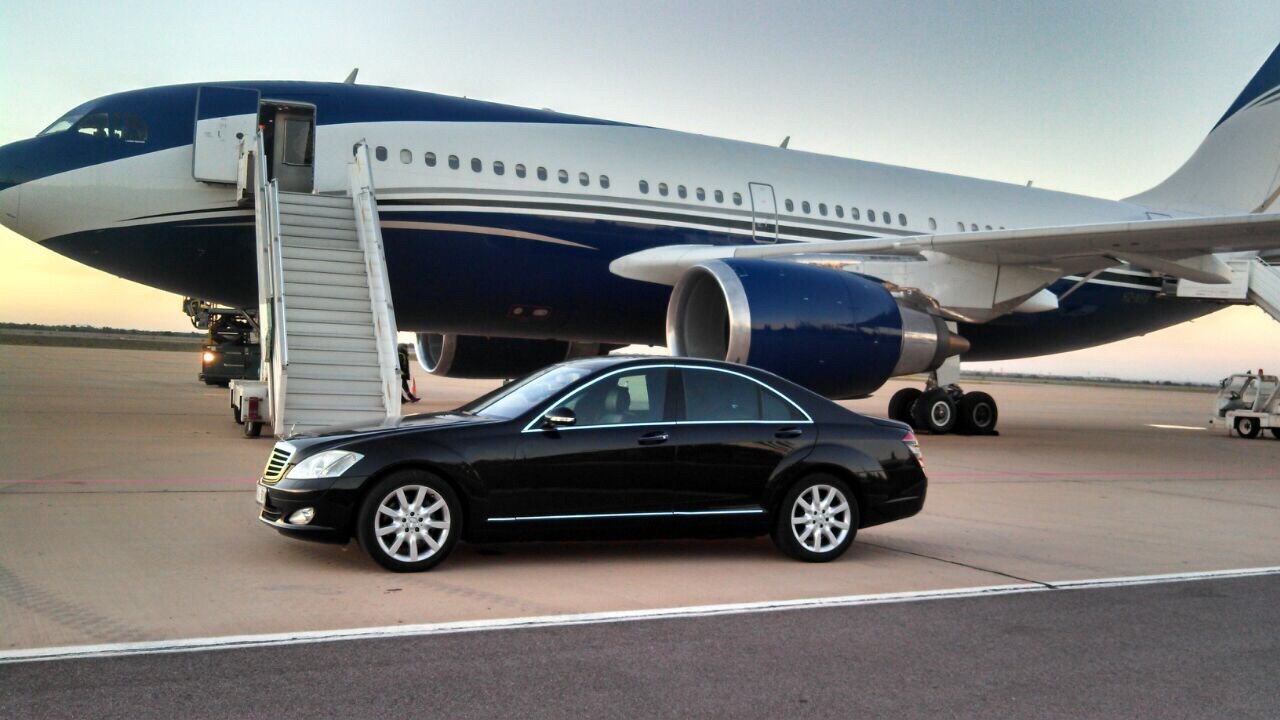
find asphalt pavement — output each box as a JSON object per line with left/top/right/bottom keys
{"left": 4, "top": 574, "right": 1277, "bottom": 719}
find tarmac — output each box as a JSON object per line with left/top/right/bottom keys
{"left": 1, "top": 343, "right": 1276, "bottom": 655}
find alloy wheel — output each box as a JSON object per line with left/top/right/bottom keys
{"left": 374, "top": 485, "right": 451, "bottom": 563}
{"left": 790, "top": 484, "right": 852, "bottom": 553}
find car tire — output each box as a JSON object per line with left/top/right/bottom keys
{"left": 888, "top": 388, "right": 922, "bottom": 426}
{"left": 357, "top": 470, "right": 461, "bottom": 572}
{"left": 1235, "top": 416, "right": 1261, "bottom": 438}
{"left": 956, "top": 392, "right": 998, "bottom": 435}
{"left": 911, "top": 388, "right": 957, "bottom": 434}
{"left": 772, "top": 474, "right": 859, "bottom": 563}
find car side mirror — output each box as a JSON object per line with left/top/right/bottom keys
{"left": 542, "top": 407, "right": 576, "bottom": 427}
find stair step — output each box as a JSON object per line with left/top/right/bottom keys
{"left": 281, "top": 246, "right": 365, "bottom": 263}
{"left": 281, "top": 225, "right": 358, "bottom": 242}
{"left": 286, "top": 378, "right": 385, "bottom": 396}
{"left": 288, "top": 362, "right": 383, "bottom": 382}
{"left": 281, "top": 236, "right": 360, "bottom": 251}
{"left": 288, "top": 321, "right": 376, "bottom": 339}
{"left": 284, "top": 270, "right": 369, "bottom": 288}
{"left": 280, "top": 257, "right": 366, "bottom": 276}
{"left": 285, "top": 287, "right": 372, "bottom": 305}
{"left": 277, "top": 203, "right": 357, "bottom": 220}
{"left": 284, "top": 394, "right": 386, "bottom": 411}
{"left": 278, "top": 212, "right": 357, "bottom": 231}
{"left": 278, "top": 192, "right": 353, "bottom": 209}
{"left": 289, "top": 348, "right": 380, "bottom": 366}
{"left": 286, "top": 307, "right": 374, "bottom": 325}
{"left": 282, "top": 411, "right": 389, "bottom": 434}
{"left": 287, "top": 334, "right": 379, "bottom": 353}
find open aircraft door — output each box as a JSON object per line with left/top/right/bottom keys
{"left": 193, "top": 86, "right": 261, "bottom": 184}
{"left": 748, "top": 182, "right": 778, "bottom": 243}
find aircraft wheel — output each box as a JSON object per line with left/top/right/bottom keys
{"left": 911, "top": 388, "right": 957, "bottom": 434}
{"left": 1234, "top": 416, "right": 1260, "bottom": 438}
{"left": 956, "top": 392, "right": 999, "bottom": 435}
{"left": 888, "top": 388, "right": 922, "bottom": 426}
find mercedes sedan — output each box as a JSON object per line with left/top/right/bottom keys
{"left": 256, "top": 357, "right": 927, "bottom": 572}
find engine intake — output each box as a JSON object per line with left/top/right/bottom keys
{"left": 666, "top": 259, "right": 967, "bottom": 398}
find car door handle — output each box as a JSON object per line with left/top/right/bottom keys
{"left": 775, "top": 427, "right": 803, "bottom": 439}
{"left": 638, "top": 431, "right": 669, "bottom": 445}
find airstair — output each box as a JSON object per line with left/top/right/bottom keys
{"left": 236, "top": 135, "right": 401, "bottom": 437}
{"left": 1247, "top": 257, "right": 1280, "bottom": 322}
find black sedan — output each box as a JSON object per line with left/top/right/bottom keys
{"left": 256, "top": 357, "right": 927, "bottom": 572}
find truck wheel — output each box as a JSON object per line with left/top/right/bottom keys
{"left": 1271, "top": 428, "right": 1279, "bottom": 440}
{"left": 887, "top": 388, "right": 922, "bottom": 426}
{"left": 911, "top": 388, "right": 957, "bottom": 434}
{"left": 956, "top": 392, "right": 998, "bottom": 435}
{"left": 243, "top": 420, "right": 263, "bottom": 438}
{"left": 1235, "top": 416, "right": 1260, "bottom": 438}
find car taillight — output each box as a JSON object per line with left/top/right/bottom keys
{"left": 903, "top": 430, "right": 924, "bottom": 467}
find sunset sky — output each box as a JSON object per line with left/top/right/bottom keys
{"left": 1, "top": 1, "right": 1278, "bottom": 382}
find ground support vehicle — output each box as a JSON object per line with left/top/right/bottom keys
{"left": 1211, "top": 371, "right": 1280, "bottom": 439}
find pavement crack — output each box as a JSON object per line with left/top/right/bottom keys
{"left": 860, "top": 541, "right": 1056, "bottom": 589}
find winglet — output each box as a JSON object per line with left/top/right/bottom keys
{"left": 779, "top": 136, "right": 790, "bottom": 149}
{"left": 344, "top": 68, "right": 359, "bottom": 84}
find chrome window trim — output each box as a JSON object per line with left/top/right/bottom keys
{"left": 487, "top": 508, "right": 766, "bottom": 522}
{"left": 520, "top": 363, "right": 813, "bottom": 433}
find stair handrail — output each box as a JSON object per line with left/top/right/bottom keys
{"left": 349, "top": 141, "right": 402, "bottom": 419}
{"left": 251, "top": 130, "right": 289, "bottom": 431}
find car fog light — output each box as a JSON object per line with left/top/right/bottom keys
{"left": 288, "top": 507, "right": 316, "bottom": 525}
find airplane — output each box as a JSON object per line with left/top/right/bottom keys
{"left": 2, "top": 45, "right": 1280, "bottom": 436}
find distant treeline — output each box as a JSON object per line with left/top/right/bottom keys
{"left": 961, "top": 370, "right": 1213, "bottom": 389}
{"left": 0, "top": 322, "right": 202, "bottom": 338}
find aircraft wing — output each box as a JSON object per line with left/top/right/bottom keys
{"left": 611, "top": 212, "right": 1280, "bottom": 286}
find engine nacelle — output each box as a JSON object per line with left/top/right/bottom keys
{"left": 414, "top": 333, "right": 617, "bottom": 379}
{"left": 666, "top": 259, "right": 967, "bottom": 398}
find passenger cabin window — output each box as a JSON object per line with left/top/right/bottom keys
{"left": 448, "top": 155, "right": 460, "bottom": 169}
{"left": 785, "top": 199, "right": 794, "bottom": 212}
{"left": 681, "top": 369, "right": 805, "bottom": 422}
{"left": 399, "top": 149, "right": 412, "bottom": 164}
{"left": 714, "top": 190, "right": 724, "bottom": 203}
{"left": 970, "top": 223, "right": 978, "bottom": 231}
{"left": 678, "top": 185, "right": 688, "bottom": 199}
{"left": 733, "top": 192, "right": 742, "bottom": 205}
{"left": 639, "top": 180, "right": 650, "bottom": 194}
{"left": 836, "top": 206, "right": 844, "bottom": 218}
{"left": 600, "top": 175, "right": 610, "bottom": 189}
{"left": 802, "top": 201, "right": 811, "bottom": 214}
{"left": 882, "top": 211, "right": 891, "bottom": 224}
{"left": 515, "top": 164, "right": 526, "bottom": 178}
{"left": 899, "top": 213, "right": 907, "bottom": 226}
{"left": 928, "top": 217, "right": 937, "bottom": 230}
{"left": 866, "top": 209, "right": 875, "bottom": 222}
{"left": 957, "top": 221, "right": 966, "bottom": 231}
{"left": 493, "top": 161, "right": 505, "bottom": 176}
{"left": 819, "top": 203, "right": 828, "bottom": 216}
{"left": 696, "top": 187, "right": 705, "bottom": 201}
{"left": 658, "top": 183, "right": 669, "bottom": 196}
{"left": 425, "top": 152, "right": 437, "bottom": 167}
{"left": 579, "top": 172, "right": 590, "bottom": 186}
{"left": 557, "top": 368, "right": 669, "bottom": 426}
{"left": 537, "top": 166, "right": 548, "bottom": 180}
{"left": 558, "top": 169, "right": 569, "bottom": 183}
{"left": 471, "top": 158, "right": 483, "bottom": 172}
{"left": 375, "top": 146, "right": 388, "bottom": 162}
{"left": 851, "top": 207, "right": 860, "bottom": 220}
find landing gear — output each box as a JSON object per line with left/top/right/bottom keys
{"left": 887, "top": 359, "right": 999, "bottom": 436}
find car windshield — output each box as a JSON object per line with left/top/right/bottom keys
{"left": 460, "top": 364, "right": 595, "bottom": 419}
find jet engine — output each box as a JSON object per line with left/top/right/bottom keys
{"left": 666, "top": 259, "right": 968, "bottom": 398}
{"left": 414, "top": 333, "right": 618, "bottom": 379}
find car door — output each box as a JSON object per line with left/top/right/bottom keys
{"left": 669, "top": 367, "right": 815, "bottom": 527}
{"left": 491, "top": 366, "right": 678, "bottom": 535}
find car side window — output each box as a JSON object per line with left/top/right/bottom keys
{"left": 681, "top": 369, "right": 803, "bottom": 422}
{"left": 558, "top": 368, "right": 668, "bottom": 427}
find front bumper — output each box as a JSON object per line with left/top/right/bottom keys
{"left": 257, "top": 478, "right": 365, "bottom": 544}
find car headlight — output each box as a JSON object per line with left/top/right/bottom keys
{"left": 285, "top": 450, "right": 364, "bottom": 480}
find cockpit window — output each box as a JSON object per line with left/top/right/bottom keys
{"left": 40, "top": 108, "right": 148, "bottom": 143}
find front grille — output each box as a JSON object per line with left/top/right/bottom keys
{"left": 261, "top": 445, "right": 293, "bottom": 485}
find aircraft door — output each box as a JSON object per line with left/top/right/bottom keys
{"left": 260, "top": 103, "right": 316, "bottom": 194}
{"left": 193, "top": 86, "right": 261, "bottom": 183}
{"left": 748, "top": 182, "right": 778, "bottom": 243}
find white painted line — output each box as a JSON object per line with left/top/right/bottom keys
{"left": 1147, "top": 424, "right": 1208, "bottom": 431}
{"left": 2, "top": 565, "right": 1277, "bottom": 665}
